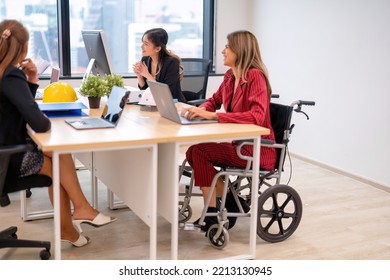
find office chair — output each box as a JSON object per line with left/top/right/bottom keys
{"left": 180, "top": 58, "right": 212, "bottom": 106}
{"left": 0, "top": 144, "right": 52, "bottom": 259}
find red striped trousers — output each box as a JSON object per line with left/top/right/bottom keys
{"left": 186, "top": 142, "right": 276, "bottom": 187}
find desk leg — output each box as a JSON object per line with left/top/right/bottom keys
{"left": 158, "top": 142, "right": 179, "bottom": 260}
{"left": 53, "top": 151, "right": 61, "bottom": 260}
{"left": 91, "top": 152, "right": 99, "bottom": 209}
{"left": 249, "top": 137, "right": 260, "bottom": 258}
{"left": 150, "top": 147, "right": 158, "bottom": 259}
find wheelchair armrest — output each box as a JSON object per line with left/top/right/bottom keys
{"left": 234, "top": 138, "right": 275, "bottom": 146}
{"left": 234, "top": 141, "right": 254, "bottom": 173}
{"left": 234, "top": 139, "right": 286, "bottom": 173}
{"left": 261, "top": 139, "right": 275, "bottom": 145}
{"left": 234, "top": 139, "right": 278, "bottom": 161}
{"left": 261, "top": 142, "right": 285, "bottom": 149}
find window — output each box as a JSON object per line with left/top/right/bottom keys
{"left": 0, "top": 0, "right": 212, "bottom": 77}
{"left": 70, "top": 0, "right": 205, "bottom": 76}
{"left": 0, "top": 0, "right": 58, "bottom": 75}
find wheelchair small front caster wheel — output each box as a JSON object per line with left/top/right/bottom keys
{"left": 178, "top": 201, "right": 192, "bottom": 223}
{"left": 40, "top": 249, "right": 51, "bottom": 260}
{"left": 207, "top": 224, "right": 229, "bottom": 249}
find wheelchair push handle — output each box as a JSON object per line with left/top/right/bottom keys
{"left": 291, "top": 100, "right": 315, "bottom": 107}
{"left": 291, "top": 100, "right": 315, "bottom": 120}
{"left": 300, "top": 100, "right": 315, "bottom": 106}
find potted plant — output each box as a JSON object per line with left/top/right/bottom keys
{"left": 104, "top": 74, "right": 125, "bottom": 97}
{"left": 79, "top": 74, "right": 124, "bottom": 108}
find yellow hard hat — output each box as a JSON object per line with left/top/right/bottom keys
{"left": 42, "top": 82, "right": 78, "bottom": 103}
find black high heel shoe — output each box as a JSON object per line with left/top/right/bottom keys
{"left": 193, "top": 207, "right": 218, "bottom": 234}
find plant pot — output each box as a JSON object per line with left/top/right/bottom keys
{"left": 88, "top": 97, "right": 101, "bottom": 109}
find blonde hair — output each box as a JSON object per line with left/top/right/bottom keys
{"left": 0, "top": 19, "right": 29, "bottom": 79}
{"left": 227, "top": 30, "right": 272, "bottom": 97}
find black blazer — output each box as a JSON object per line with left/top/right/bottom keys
{"left": 0, "top": 66, "right": 51, "bottom": 187}
{"left": 139, "top": 55, "right": 186, "bottom": 103}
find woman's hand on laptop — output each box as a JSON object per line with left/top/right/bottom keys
{"left": 181, "top": 106, "right": 217, "bottom": 120}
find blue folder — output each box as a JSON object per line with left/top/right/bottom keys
{"left": 38, "top": 102, "right": 88, "bottom": 118}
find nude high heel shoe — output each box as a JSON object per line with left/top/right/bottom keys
{"left": 61, "top": 234, "right": 91, "bottom": 247}
{"left": 72, "top": 213, "right": 117, "bottom": 233}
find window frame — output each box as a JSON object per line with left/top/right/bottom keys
{"left": 57, "top": 0, "right": 214, "bottom": 78}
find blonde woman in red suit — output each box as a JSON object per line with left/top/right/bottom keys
{"left": 182, "top": 30, "right": 277, "bottom": 232}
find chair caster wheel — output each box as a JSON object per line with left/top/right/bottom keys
{"left": 0, "top": 194, "right": 10, "bottom": 207}
{"left": 40, "top": 249, "right": 51, "bottom": 260}
{"left": 26, "top": 189, "right": 32, "bottom": 198}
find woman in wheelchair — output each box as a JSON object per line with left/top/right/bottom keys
{"left": 181, "top": 30, "right": 277, "bottom": 232}
{"left": 0, "top": 20, "right": 116, "bottom": 247}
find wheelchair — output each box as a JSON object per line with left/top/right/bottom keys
{"left": 178, "top": 99, "right": 315, "bottom": 249}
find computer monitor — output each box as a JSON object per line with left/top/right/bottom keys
{"left": 81, "top": 30, "right": 114, "bottom": 77}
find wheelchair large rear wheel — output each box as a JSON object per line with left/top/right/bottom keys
{"left": 257, "top": 184, "right": 302, "bottom": 243}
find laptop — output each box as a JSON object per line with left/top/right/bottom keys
{"left": 35, "top": 67, "right": 60, "bottom": 100}
{"left": 147, "top": 80, "right": 217, "bottom": 125}
{"left": 65, "top": 86, "right": 130, "bottom": 130}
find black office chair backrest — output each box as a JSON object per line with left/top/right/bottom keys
{"left": 0, "top": 144, "right": 52, "bottom": 204}
{"left": 269, "top": 103, "right": 294, "bottom": 169}
{"left": 0, "top": 144, "right": 29, "bottom": 195}
{"left": 180, "top": 58, "right": 211, "bottom": 103}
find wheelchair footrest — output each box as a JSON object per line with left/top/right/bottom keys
{"left": 182, "top": 222, "right": 202, "bottom": 232}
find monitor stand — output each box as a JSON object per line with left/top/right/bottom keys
{"left": 81, "top": 58, "right": 95, "bottom": 86}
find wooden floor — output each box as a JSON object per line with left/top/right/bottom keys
{"left": 1, "top": 155, "right": 389, "bottom": 260}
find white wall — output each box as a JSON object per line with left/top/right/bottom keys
{"left": 251, "top": 0, "right": 390, "bottom": 188}
{"left": 213, "top": 0, "right": 253, "bottom": 73}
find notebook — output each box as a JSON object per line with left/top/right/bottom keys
{"left": 38, "top": 102, "right": 88, "bottom": 118}
{"left": 147, "top": 80, "right": 217, "bottom": 125}
{"left": 35, "top": 67, "right": 60, "bottom": 100}
{"left": 65, "top": 86, "right": 130, "bottom": 130}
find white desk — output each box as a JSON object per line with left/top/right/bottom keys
{"left": 28, "top": 104, "right": 269, "bottom": 260}
{"left": 123, "top": 106, "right": 268, "bottom": 259}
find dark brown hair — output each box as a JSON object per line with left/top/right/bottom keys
{"left": 142, "top": 28, "right": 181, "bottom": 75}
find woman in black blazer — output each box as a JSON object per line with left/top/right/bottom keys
{"left": 133, "top": 28, "right": 186, "bottom": 103}
{"left": 0, "top": 19, "right": 116, "bottom": 248}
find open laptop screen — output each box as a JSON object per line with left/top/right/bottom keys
{"left": 64, "top": 86, "right": 129, "bottom": 130}
{"left": 101, "top": 86, "right": 129, "bottom": 125}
